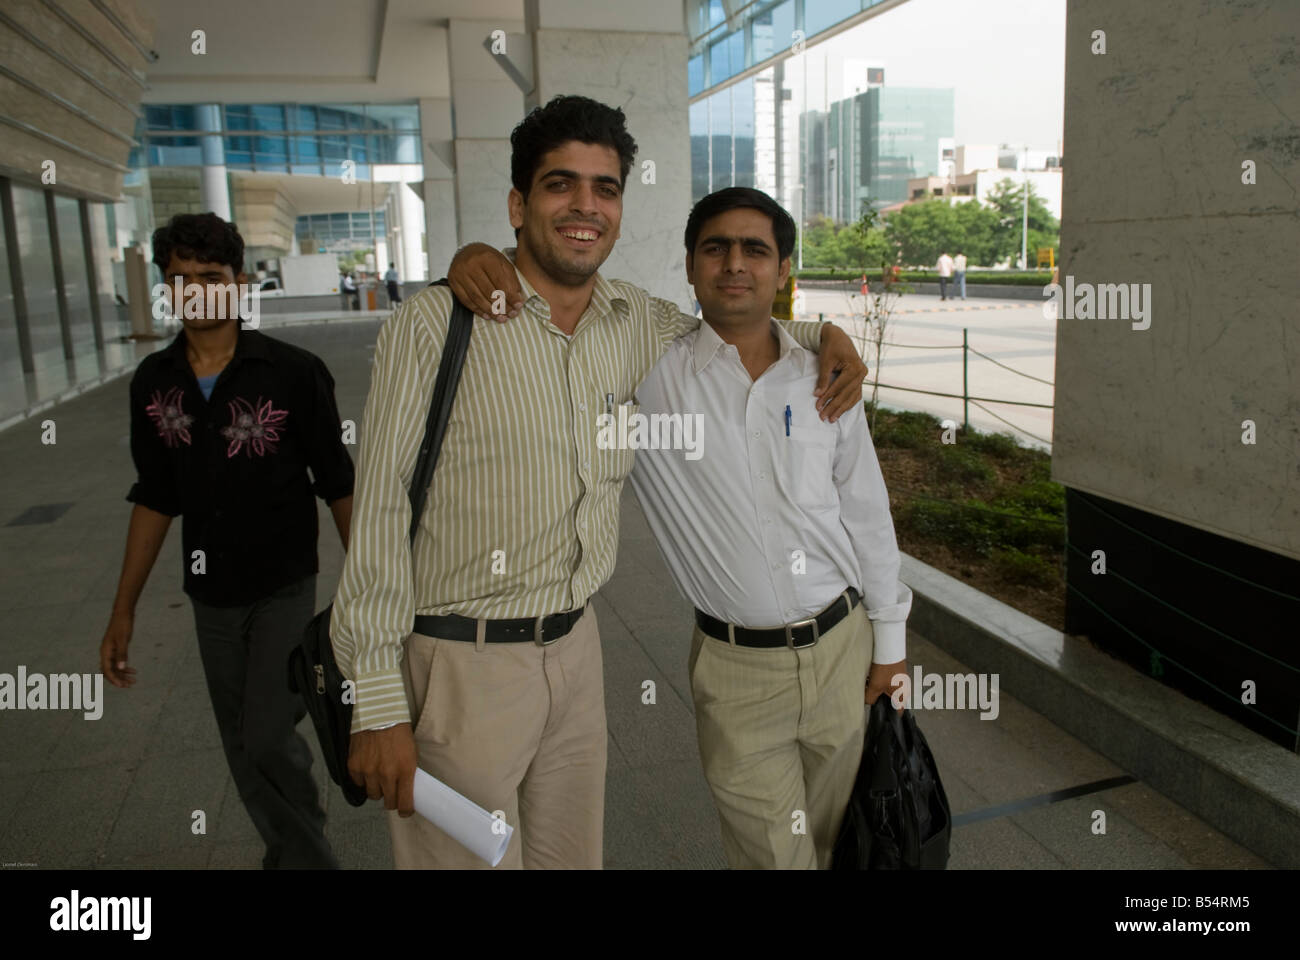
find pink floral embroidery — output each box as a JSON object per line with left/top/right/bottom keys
{"left": 145, "top": 386, "right": 194, "bottom": 448}
{"left": 220, "top": 396, "right": 288, "bottom": 458}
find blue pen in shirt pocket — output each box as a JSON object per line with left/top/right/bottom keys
{"left": 784, "top": 404, "right": 792, "bottom": 437}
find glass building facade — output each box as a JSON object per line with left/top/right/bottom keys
{"left": 686, "top": 0, "right": 895, "bottom": 96}
{"left": 295, "top": 211, "right": 389, "bottom": 252}
{"left": 142, "top": 103, "right": 421, "bottom": 180}
{"left": 0, "top": 176, "right": 127, "bottom": 423}
{"left": 689, "top": 0, "right": 954, "bottom": 230}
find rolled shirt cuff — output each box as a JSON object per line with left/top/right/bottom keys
{"left": 869, "top": 618, "right": 908, "bottom": 665}
{"left": 349, "top": 667, "right": 411, "bottom": 734}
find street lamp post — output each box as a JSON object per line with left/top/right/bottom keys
{"left": 1021, "top": 145, "right": 1029, "bottom": 270}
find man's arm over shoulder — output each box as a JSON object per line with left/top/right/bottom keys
{"left": 330, "top": 291, "right": 451, "bottom": 733}
{"left": 832, "top": 401, "right": 912, "bottom": 664}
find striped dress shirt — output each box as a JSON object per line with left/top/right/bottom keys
{"left": 330, "top": 264, "right": 828, "bottom": 732}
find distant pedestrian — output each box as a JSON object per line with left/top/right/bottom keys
{"left": 953, "top": 252, "right": 967, "bottom": 300}
{"left": 937, "top": 251, "right": 954, "bottom": 300}
{"left": 342, "top": 272, "right": 359, "bottom": 310}
{"left": 384, "top": 263, "right": 401, "bottom": 307}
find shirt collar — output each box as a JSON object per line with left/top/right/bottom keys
{"left": 503, "top": 246, "right": 627, "bottom": 327}
{"left": 691, "top": 318, "right": 806, "bottom": 375}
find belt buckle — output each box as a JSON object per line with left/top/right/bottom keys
{"left": 784, "top": 616, "right": 820, "bottom": 649}
{"left": 534, "top": 615, "right": 559, "bottom": 647}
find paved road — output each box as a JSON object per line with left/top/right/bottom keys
{"left": 798, "top": 288, "right": 1056, "bottom": 450}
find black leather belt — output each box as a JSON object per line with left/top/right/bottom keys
{"left": 413, "top": 604, "right": 587, "bottom": 646}
{"left": 694, "top": 588, "right": 861, "bottom": 649}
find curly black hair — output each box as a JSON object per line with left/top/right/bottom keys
{"left": 510, "top": 95, "right": 638, "bottom": 198}
{"left": 151, "top": 212, "right": 245, "bottom": 276}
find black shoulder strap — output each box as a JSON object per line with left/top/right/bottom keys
{"left": 406, "top": 296, "right": 473, "bottom": 544}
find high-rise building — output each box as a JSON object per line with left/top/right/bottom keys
{"left": 804, "top": 85, "right": 954, "bottom": 222}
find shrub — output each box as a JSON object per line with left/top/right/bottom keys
{"left": 930, "top": 442, "right": 998, "bottom": 490}
{"left": 960, "top": 428, "right": 1023, "bottom": 461}
{"left": 991, "top": 547, "right": 1060, "bottom": 588}
{"left": 870, "top": 408, "right": 942, "bottom": 450}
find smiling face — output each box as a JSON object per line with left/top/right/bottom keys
{"left": 508, "top": 141, "right": 623, "bottom": 287}
{"left": 686, "top": 207, "right": 791, "bottom": 333}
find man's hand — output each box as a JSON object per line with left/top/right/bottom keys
{"left": 866, "top": 659, "right": 907, "bottom": 713}
{"left": 447, "top": 243, "right": 523, "bottom": 321}
{"left": 100, "top": 611, "right": 137, "bottom": 688}
{"left": 814, "top": 324, "right": 869, "bottom": 422}
{"left": 348, "top": 722, "right": 418, "bottom": 817}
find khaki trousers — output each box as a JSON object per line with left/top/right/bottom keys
{"left": 387, "top": 606, "right": 606, "bottom": 869}
{"left": 689, "top": 603, "right": 874, "bottom": 869}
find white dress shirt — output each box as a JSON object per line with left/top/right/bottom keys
{"left": 628, "top": 320, "right": 912, "bottom": 664}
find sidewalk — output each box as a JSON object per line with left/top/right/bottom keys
{"left": 0, "top": 319, "right": 1269, "bottom": 869}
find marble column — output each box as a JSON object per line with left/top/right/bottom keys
{"left": 419, "top": 97, "right": 458, "bottom": 280}
{"left": 525, "top": 0, "right": 692, "bottom": 309}
{"left": 195, "top": 104, "right": 232, "bottom": 222}
{"left": 397, "top": 180, "right": 425, "bottom": 282}
{"left": 448, "top": 18, "right": 525, "bottom": 250}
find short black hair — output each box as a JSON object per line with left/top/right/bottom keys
{"left": 685, "top": 187, "right": 796, "bottom": 262}
{"left": 151, "top": 212, "right": 244, "bottom": 276}
{"left": 510, "top": 95, "right": 638, "bottom": 199}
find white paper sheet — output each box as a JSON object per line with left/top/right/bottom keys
{"left": 411, "top": 767, "right": 513, "bottom": 866}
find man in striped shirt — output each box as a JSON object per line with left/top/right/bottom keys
{"left": 331, "top": 95, "right": 866, "bottom": 868}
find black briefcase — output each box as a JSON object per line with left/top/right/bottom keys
{"left": 287, "top": 295, "right": 474, "bottom": 807}
{"left": 832, "top": 694, "right": 952, "bottom": 869}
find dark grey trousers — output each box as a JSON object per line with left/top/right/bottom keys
{"left": 190, "top": 573, "right": 337, "bottom": 869}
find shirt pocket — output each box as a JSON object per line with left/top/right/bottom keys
{"left": 782, "top": 420, "right": 838, "bottom": 511}
{"left": 604, "top": 401, "right": 639, "bottom": 483}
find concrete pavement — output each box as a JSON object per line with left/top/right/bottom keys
{"left": 0, "top": 318, "right": 1268, "bottom": 869}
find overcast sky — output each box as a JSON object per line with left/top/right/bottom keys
{"left": 806, "top": 0, "right": 1067, "bottom": 152}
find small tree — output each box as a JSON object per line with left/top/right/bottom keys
{"left": 847, "top": 199, "right": 909, "bottom": 432}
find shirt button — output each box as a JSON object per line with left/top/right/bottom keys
{"left": 757, "top": 473, "right": 766, "bottom": 480}
{"left": 752, "top": 430, "right": 761, "bottom": 438}
{"left": 579, "top": 403, "right": 586, "bottom": 412}
{"left": 764, "top": 518, "right": 773, "bottom": 526}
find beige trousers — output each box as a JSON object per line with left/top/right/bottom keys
{"left": 689, "top": 603, "right": 874, "bottom": 869}
{"left": 387, "top": 606, "right": 606, "bottom": 868}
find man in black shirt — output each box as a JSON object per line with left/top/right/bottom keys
{"left": 99, "top": 213, "right": 355, "bottom": 869}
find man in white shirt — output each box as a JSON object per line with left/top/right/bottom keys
{"left": 953, "top": 251, "right": 968, "bottom": 300}
{"left": 936, "top": 251, "right": 955, "bottom": 300}
{"left": 383, "top": 263, "right": 401, "bottom": 307}
{"left": 630, "top": 187, "right": 912, "bottom": 868}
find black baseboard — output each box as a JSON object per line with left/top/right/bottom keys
{"left": 1064, "top": 488, "right": 1300, "bottom": 752}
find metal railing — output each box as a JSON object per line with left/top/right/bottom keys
{"left": 816, "top": 313, "right": 1056, "bottom": 447}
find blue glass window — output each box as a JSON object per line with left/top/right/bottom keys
{"left": 688, "top": 54, "right": 705, "bottom": 96}
{"left": 805, "top": 0, "right": 863, "bottom": 39}
{"left": 709, "top": 30, "right": 744, "bottom": 84}
{"left": 751, "top": 0, "right": 795, "bottom": 62}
